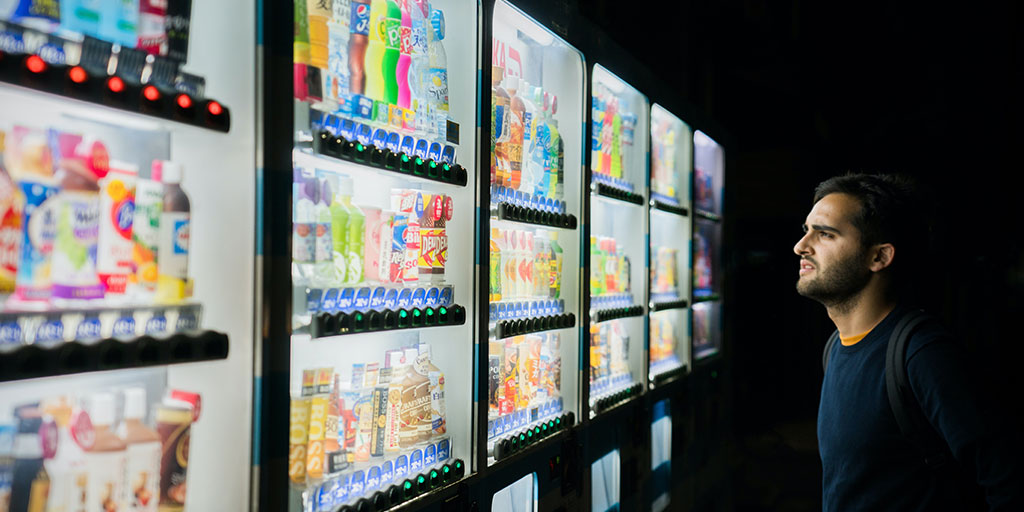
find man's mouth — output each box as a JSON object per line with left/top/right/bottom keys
{"left": 799, "top": 260, "right": 815, "bottom": 276}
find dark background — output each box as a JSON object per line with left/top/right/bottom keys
{"left": 585, "top": 1, "right": 1022, "bottom": 510}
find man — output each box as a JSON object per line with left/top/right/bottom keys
{"left": 794, "top": 173, "right": 1021, "bottom": 511}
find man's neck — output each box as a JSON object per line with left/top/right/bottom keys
{"left": 826, "top": 284, "right": 896, "bottom": 338}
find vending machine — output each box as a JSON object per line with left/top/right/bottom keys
{"left": 691, "top": 130, "right": 724, "bottom": 361}
{"left": 584, "top": 65, "right": 647, "bottom": 420}
{"left": 256, "top": 0, "right": 478, "bottom": 510}
{"left": 0, "top": 1, "right": 254, "bottom": 511}
{"left": 484, "top": 0, "right": 583, "bottom": 467}
{"left": 647, "top": 104, "right": 692, "bottom": 386}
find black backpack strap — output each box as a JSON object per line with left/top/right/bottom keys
{"left": 885, "top": 310, "right": 953, "bottom": 471}
{"left": 822, "top": 330, "right": 840, "bottom": 373}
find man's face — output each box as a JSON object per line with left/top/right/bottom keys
{"left": 793, "top": 193, "right": 873, "bottom": 305}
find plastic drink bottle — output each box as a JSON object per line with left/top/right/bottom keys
{"left": 346, "top": 198, "right": 365, "bottom": 284}
{"left": 42, "top": 397, "right": 89, "bottom": 512}
{"left": 363, "top": 0, "right": 389, "bottom": 101}
{"left": 97, "top": 161, "right": 137, "bottom": 298}
{"left": 137, "top": 0, "right": 168, "bottom": 55}
{"left": 292, "top": 170, "right": 317, "bottom": 286}
{"left": 156, "top": 162, "right": 191, "bottom": 303}
{"left": 548, "top": 231, "right": 561, "bottom": 298}
{"left": 326, "top": 0, "right": 352, "bottom": 104}
{"left": 426, "top": 9, "right": 449, "bottom": 134}
{"left": 395, "top": 0, "right": 413, "bottom": 108}
{"left": 295, "top": 0, "right": 312, "bottom": 100}
{"left": 51, "top": 152, "right": 104, "bottom": 302}
{"left": 505, "top": 75, "right": 525, "bottom": 191}
{"left": 325, "top": 173, "right": 351, "bottom": 286}
{"left": 491, "top": 66, "right": 511, "bottom": 187}
{"left": 61, "top": 0, "right": 102, "bottom": 39}
{"left": 86, "top": 393, "right": 128, "bottom": 512}
{"left": 120, "top": 388, "right": 160, "bottom": 512}
{"left": 409, "top": 0, "right": 431, "bottom": 132}
{"left": 314, "top": 177, "right": 335, "bottom": 287}
{"left": 99, "top": 0, "right": 139, "bottom": 48}
{"left": 307, "top": 0, "right": 331, "bottom": 69}
{"left": 348, "top": 0, "right": 371, "bottom": 95}
{"left": 383, "top": 0, "right": 402, "bottom": 104}
{"left": 131, "top": 161, "right": 163, "bottom": 300}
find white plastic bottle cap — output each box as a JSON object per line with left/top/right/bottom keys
{"left": 123, "top": 387, "right": 147, "bottom": 420}
{"left": 90, "top": 393, "right": 117, "bottom": 427}
{"left": 161, "top": 161, "right": 184, "bottom": 184}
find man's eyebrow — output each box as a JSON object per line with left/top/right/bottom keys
{"left": 809, "top": 224, "right": 841, "bottom": 234}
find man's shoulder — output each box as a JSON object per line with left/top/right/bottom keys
{"left": 904, "top": 312, "right": 958, "bottom": 359}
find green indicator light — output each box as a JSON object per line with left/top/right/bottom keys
{"left": 555, "top": 418, "right": 561, "bottom": 425}
{"left": 402, "top": 154, "right": 409, "bottom": 162}
{"left": 417, "top": 475, "right": 426, "bottom": 484}
{"left": 455, "top": 461, "right": 462, "bottom": 469}
{"left": 443, "top": 466, "right": 450, "bottom": 474}
{"left": 439, "top": 306, "right": 447, "bottom": 315}
{"left": 404, "top": 481, "right": 412, "bottom": 490}
{"left": 415, "top": 157, "right": 423, "bottom": 165}
{"left": 430, "top": 470, "right": 438, "bottom": 479}
{"left": 426, "top": 308, "right": 434, "bottom": 316}
{"left": 400, "top": 310, "right": 408, "bottom": 318}
{"left": 354, "top": 312, "right": 364, "bottom": 321}
{"left": 429, "top": 161, "right": 437, "bottom": 168}
{"left": 413, "top": 309, "right": 421, "bottom": 317}
{"left": 443, "top": 164, "right": 451, "bottom": 171}
{"left": 519, "top": 434, "right": 526, "bottom": 442}
{"left": 356, "top": 143, "right": 364, "bottom": 151}
{"left": 535, "top": 427, "right": 541, "bottom": 435}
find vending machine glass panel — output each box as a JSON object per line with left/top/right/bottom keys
{"left": 591, "top": 449, "right": 621, "bottom": 512}
{"left": 487, "top": 0, "right": 584, "bottom": 466}
{"left": 692, "top": 300, "right": 721, "bottom": 360}
{"left": 491, "top": 472, "right": 538, "bottom": 512}
{"left": 648, "top": 104, "right": 691, "bottom": 382}
{"left": 0, "top": 0, "right": 256, "bottom": 508}
{"left": 693, "top": 130, "right": 724, "bottom": 218}
{"left": 650, "top": 398, "right": 672, "bottom": 512}
{"left": 587, "top": 66, "right": 648, "bottom": 416}
{"left": 288, "top": 0, "right": 477, "bottom": 507}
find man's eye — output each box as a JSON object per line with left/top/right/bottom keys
{"left": 819, "top": 231, "right": 833, "bottom": 239}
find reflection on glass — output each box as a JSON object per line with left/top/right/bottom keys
{"left": 492, "top": 472, "right": 537, "bottom": 512}
{"left": 692, "top": 301, "right": 720, "bottom": 359}
{"left": 591, "top": 450, "right": 621, "bottom": 512}
{"left": 651, "top": 399, "right": 672, "bottom": 512}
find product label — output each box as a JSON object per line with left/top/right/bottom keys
{"left": 384, "top": 289, "right": 398, "bottom": 309}
{"left": 437, "top": 438, "right": 450, "bottom": 462}
{"left": 17, "top": 182, "right": 58, "bottom": 299}
{"left": 294, "top": 222, "right": 315, "bottom": 264}
{"left": 380, "top": 460, "right": 393, "bottom": 485}
{"left": 354, "top": 287, "right": 371, "bottom": 310}
{"left": 426, "top": 68, "right": 449, "bottom": 110}
{"left": 370, "top": 287, "right": 386, "bottom": 308}
{"left": 315, "top": 220, "right": 332, "bottom": 264}
{"left": 0, "top": 320, "right": 22, "bottom": 345}
{"left": 146, "top": 313, "right": 167, "bottom": 335}
{"left": 394, "top": 454, "right": 408, "bottom": 478}
{"left": 133, "top": 182, "right": 163, "bottom": 292}
{"left": 397, "top": 288, "right": 412, "bottom": 308}
{"left": 338, "top": 288, "right": 355, "bottom": 312}
{"left": 366, "top": 465, "right": 381, "bottom": 491}
{"left": 125, "top": 440, "right": 161, "bottom": 512}
{"left": 351, "top": 3, "right": 369, "bottom": 35}
{"left": 411, "top": 288, "right": 425, "bottom": 307}
{"left": 409, "top": 449, "right": 423, "bottom": 472}
{"left": 113, "top": 315, "right": 136, "bottom": 338}
{"left": 320, "top": 288, "right": 338, "bottom": 312}
{"left": 87, "top": 449, "right": 127, "bottom": 512}
{"left": 35, "top": 316, "right": 64, "bottom": 344}
{"left": 424, "top": 443, "right": 436, "bottom": 465}
{"left": 350, "top": 470, "right": 365, "bottom": 496}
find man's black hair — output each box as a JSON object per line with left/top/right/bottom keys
{"left": 812, "top": 173, "right": 931, "bottom": 298}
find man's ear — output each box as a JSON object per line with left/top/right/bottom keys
{"left": 869, "top": 243, "right": 895, "bottom": 272}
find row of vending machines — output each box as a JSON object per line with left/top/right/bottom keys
{"left": 0, "top": 0, "right": 725, "bottom": 511}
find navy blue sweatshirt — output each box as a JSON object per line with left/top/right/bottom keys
{"left": 818, "top": 305, "right": 1022, "bottom": 511}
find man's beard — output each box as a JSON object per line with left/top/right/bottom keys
{"left": 796, "top": 249, "right": 872, "bottom": 313}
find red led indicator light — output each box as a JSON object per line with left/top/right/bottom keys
{"left": 26, "top": 55, "right": 46, "bottom": 74}
{"left": 176, "top": 94, "right": 192, "bottom": 109}
{"left": 107, "top": 76, "right": 125, "bottom": 93}
{"left": 143, "top": 85, "right": 160, "bottom": 102}
{"left": 206, "top": 100, "right": 223, "bottom": 116}
{"left": 68, "top": 66, "right": 87, "bottom": 84}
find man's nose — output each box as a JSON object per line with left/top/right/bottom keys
{"left": 794, "top": 232, "right": 812, "bottom": 256}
